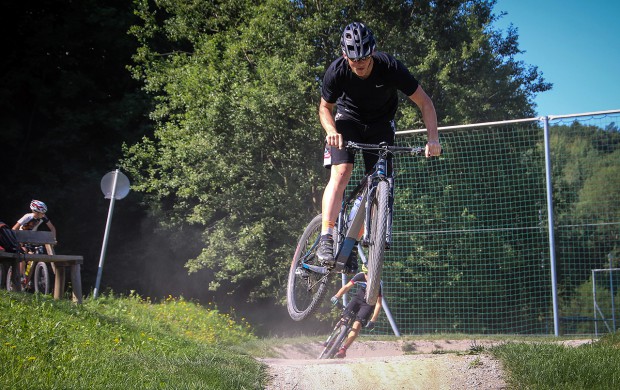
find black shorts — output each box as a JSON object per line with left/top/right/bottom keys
{"left": 323, "top": 118, "right": 396, "bottom": 175}
{"left": 344, "top": 295, "right": 376, "bottom": 326}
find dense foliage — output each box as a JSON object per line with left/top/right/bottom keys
{"left": 123, "top": 0, "right": 550, "bottom": 302}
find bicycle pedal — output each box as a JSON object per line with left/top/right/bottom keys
{"left": 295, "top": 268, "right": 309, "bottom": 278}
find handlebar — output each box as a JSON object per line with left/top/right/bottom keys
{"left": 345, "top": 141, "right": 425, "bottom": 156}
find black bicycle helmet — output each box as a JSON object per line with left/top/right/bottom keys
{"left": 340, "top": 22, "right": 376, "bottom": 60}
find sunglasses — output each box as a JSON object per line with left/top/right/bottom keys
{"left": 349, "top": 54, "right": 372, "bottom": 63}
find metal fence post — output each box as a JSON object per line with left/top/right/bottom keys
{"left": 610, "top": 253, "right": 616, "bottom": 332}
{"left": 542, "top": 116, "right": 560, "bottom": 336}
{"left": 593, "top": 269, "right": 599, "bottom": 337}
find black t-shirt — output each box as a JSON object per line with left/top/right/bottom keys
{"left": 321, "top": 52, "right": 419, "bottom": 124}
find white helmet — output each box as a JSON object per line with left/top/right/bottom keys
{"left": 30, "top": 200, "right": 48, "bottom": 213}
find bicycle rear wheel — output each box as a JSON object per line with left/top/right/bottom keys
{"left": 287, "top": 214, "right": 332, "bottom": 321}
{"left": 5, "top": 266, "right": 23, "bottom": 292}
{"left": 33, "top": 262, "right": 52, "bottom": 294}
{"left": 366, "top": 180, "right": 389, "bottom": 305}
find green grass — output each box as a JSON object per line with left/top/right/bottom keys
{"left": 0, "top": 291, "right": 266, "bottom": 389}
{"left": 491, "top": 334, "right": 620, "bottom": 390}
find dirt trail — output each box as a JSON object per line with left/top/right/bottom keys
{"left": 259, "top": 339, "right": 509, "bottom": 390}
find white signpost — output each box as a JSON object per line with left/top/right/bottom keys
{"left": 94, "top": 169, "right": 130, "bottom": 298}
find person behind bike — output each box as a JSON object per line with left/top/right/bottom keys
{"left": 329, "top": 269, "right": 382, "bottom": 358}
{"left": 13, "top": 200, "right": 57, "bottom": 238}
{"left": 317, "top": 22, "right": 441, "bottom": 267}
{"left": 13, "top": 200, "right": 56, "bottom": 277}
{"left": 12, "top": 200, "right": 57, "bottom": 275}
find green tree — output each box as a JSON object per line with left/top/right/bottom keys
{"left": 123, "top": 0, "right": 550, "bottom": 301}
{"left": 373, "top": 0, "right": 551, "bottom": 126}
{"left": 124, "top": 0, "right": 324, "bottom": 300}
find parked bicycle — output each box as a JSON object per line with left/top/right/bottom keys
{"left": 287, "top": 141, "right": 426, "bottom": 321}
{"left": 5, "top": 245, "right": 53, "bottom": 294}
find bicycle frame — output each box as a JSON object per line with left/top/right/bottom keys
{"left": 333, "top": 181, "right": 367, "bottom": 272}
{"left": 333, "top": 142, "right": 405, "bottom": 271}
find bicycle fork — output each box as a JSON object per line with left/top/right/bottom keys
{"left": 386, "top": 176, "right": 394, "bottom": 249}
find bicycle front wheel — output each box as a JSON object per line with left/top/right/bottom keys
{"left": 318, "top": 321, "right": 343, "bottom": 359}
{"left": 320, "top": 322, "right": 350, "bottom": 359}
{"left": 287, "top": 214, "right": 331, "bottom": 321}
{"left": 366, "top": 180, "right": 389, "bottom": 305}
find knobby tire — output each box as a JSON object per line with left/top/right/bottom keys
{"left": 5, "top": 266, "right": 22, "bottom": 292}
{"left": 287, "top": 214, "right": 330, "bottom": 321}
{"left": 366, "top": 180, "right": 389, "bottom": 305}
{"left": 318, "top": 323, "right": 342, "bottom": 359}
{"left": 34, "top": 262, "right": 52, "bottom": 294}
{"left": 327, "top": 323, "right": 350, "bottom": 358}
{"left": 321, "top": 323, "right": 349, "bottom": 359}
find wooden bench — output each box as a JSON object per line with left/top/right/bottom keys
{"left": 0, "top": 230, "right": 83, "bottom": 303}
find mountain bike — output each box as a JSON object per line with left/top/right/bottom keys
{"left": 287, "top": 141, "right": 425, "bottom": 321}
{"left": 5, "top": 245, "right": 53, "bottom": 294}
{"left": 318, "top": 305, "right": 356, "bottom": 359}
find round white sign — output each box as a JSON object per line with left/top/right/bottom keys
{"left": 100, "top": 170, "right": 131, "bottom": 200}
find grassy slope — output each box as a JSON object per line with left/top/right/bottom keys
{"left": 0, "top": 291, "right": 266, "bottom": 389}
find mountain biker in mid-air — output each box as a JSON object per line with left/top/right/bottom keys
{"left": 329, "top": 270, "right": 382, "bottom": 358}
{"left": 317, "top": 22, "right": 441, "bottom": 270}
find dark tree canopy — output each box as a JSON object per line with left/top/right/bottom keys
{"left": 0, "top": 1, "right": 151, "bottom": 290}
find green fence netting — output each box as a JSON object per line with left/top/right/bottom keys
{"left": 348, "top": 111, "right": 620, "bottom": 336}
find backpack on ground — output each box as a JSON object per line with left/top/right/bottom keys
{"left": 0, "top": 222, "right": 23, "bottom": 253}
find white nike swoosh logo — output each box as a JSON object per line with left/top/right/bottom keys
{"left": 376, "top": 84, "right": 384, "bottom": 88}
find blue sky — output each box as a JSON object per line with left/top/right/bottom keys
{"left": 493, "top": 0, "right": 620, "bottom": 116}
